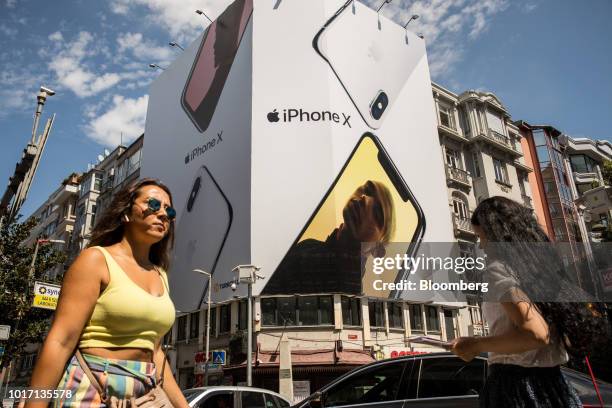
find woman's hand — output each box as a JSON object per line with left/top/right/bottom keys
{"left": 451, "top": 337, "right": 481, "bottom": 362}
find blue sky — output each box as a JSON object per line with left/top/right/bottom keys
{"left": 1, "top": 0, "right": 611, "bottom": 218}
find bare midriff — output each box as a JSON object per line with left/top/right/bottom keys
{"left": 81, "top": 347, "right": 154, "bottom": 362}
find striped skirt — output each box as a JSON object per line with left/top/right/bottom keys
{"left": 53, "top": 353, "right": 157, "bottom": 407}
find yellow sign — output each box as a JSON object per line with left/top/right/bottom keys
{"left": 33, "top": 281, "right": 61, "bottom": 310}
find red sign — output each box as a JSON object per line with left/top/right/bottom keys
{"left": 195, "top": 352, "right": 208, "bottom": 363}
{"left": 348, "top": 334, "right": 358, "bottom": 340}
{"left": 390, "top": 350, "right": 427, "bottom": 358}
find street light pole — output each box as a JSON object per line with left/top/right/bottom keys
{"left": 193, "top": 269, "right": 212, "bottom": 386}
{"left": 233, "top": 265, "right": 264, "bottom": 387}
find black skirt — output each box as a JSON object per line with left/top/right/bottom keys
{"left": 480, "top": 364, "right": 582, "bottom": 408}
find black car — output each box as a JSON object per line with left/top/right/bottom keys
{"left": 295, "top": 353, "right": 612, "bottom": 408}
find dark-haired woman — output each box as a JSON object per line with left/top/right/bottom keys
{"left": 25, "top": 178, "right": 188, "bottom": 408}
{"left": 451, "top": 196, "right": 583, "bottom": 408}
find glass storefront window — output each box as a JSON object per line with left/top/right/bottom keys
{"left": 368, "top": 300, "right": 385, "bottom": 328}
{"left": 410, "top": 304, "right": 424, "bottom": 332}
{"left": 342, "top": 296, "right": 361, "bottom": 326}
{"left": 426, "top": 306, "right": 440, "bottom": 332}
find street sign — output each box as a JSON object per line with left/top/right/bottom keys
{"left": 0, "top": 325, "right": 10, "bottom": 340}
{"left": 212, "top": 350, "right": 226, "bottom": 365}
{"left": 32, "top": 281, "right": 61, "bottom": 310}
{"left": 0, "top": 345, "right": 5, "bottom": 357}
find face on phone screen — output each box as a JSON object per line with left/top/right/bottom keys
{"left": 171, "top": 167, "right": 233, "bottom": 312}
{"left": 181, "top": 0, "right": 253, "bottom": 133}
{"left": 263, "top": 134, "right": 424, "bottom": 297}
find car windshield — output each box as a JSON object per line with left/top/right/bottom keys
{"left": 183, "top": 390, "right": 202, "bottom": 403}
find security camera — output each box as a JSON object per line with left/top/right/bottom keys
{"left": 40, "top": 86, "right": 56, "bottom": 96}
{"left": 230, "top": 282, "right": 237, "bottom": 291}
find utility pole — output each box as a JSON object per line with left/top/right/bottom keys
{"left": 0, "top": 86, "right": 56, "bottom": 222}
{"left": 233, "top": 265, "right": 264, "bottom": 387}
{"left": 193, "top": 269, "right": 212, "bottom": 386}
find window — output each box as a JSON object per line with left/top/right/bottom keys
{"left": 570, "top": 155, "right": 598, "bottom": 174}
{"left": 190, "top": 311, "right": 199, "bottom": 339}
{"left": 94, "top": 173, "right": 103, "bottom": 192}
{"left": 238, "top": 299, "right": 248, "bottom": 330}
{"left": 426, "top": 306, "right": 440, "bottom": 332}
{"left": 452, "top": 198, "right": 468, "bottom": 220}
{"left": 90, "top": 205, "right": 97, "bottom": 229}
{"left": 219, "top": 304, "right": 231, "bottom": 333}
{"left": 115, "top": 160, "right": 128, "bottom": 186}
{"left": 493, "top": 158, "right": 509, "bottom": 184}
{"left": 485, "top": 110, "right": 504, "bottom": 135}
{"left": 439, "top": 104, "right": 455, "bottom": 129}
{"left": 533, "top": 129, "right": 547, "bottom": 146}
{"left": 261, "top": 296, "right": 332, "bottom": 326}
{"left": 388, "top": 303, "right": 404, "bottom": 329}
{"left": 261, "top": 298, "right": 277, "bottom": 326}
{"left": 272, "top": 395, "right": 290, "bottom": 408}
{"left": 445, "top": 147, "right": 460, "bottom": 169}
{"left": 472, "top": 153, "right": 481, "bottom": 177}
{"left": 324, "top": 361, "right": 406, "bottom": 406}
{"left": 210, "top": 307, "right": 217, "bottom": 337}
{"left": 163, "top": 330, "right": 172, "bottom": 345}
{"left": 195, "top": 392, "right": 234, "bottom": 408}
{"left": 80, "top": 176, "right": 91, "bottom": 197}
{"left": 410, "top": 304, "right": 424, "bottom": 332}
{"left": 177, "top": 315, "right": 187, "bottom": 341}
{"left": 341, "top": 296, "right": 362, "bottom": 326}
{"left": 368, "top": 300, "right": 385, "bottom": 328}
{"left": 415, "top": 357, "right": 485, "bottom": 399}
{"left": 240, "top": 392, "right": 265, "bottom": 408}
{"left": 459, "top": 110, "right": 470, "bottom": 134}
{"left": 127, "top": 148, "right": 142, "bottom": 175}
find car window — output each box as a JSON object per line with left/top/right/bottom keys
{"left": 324, "top": 362, "right": 406, "bottom": 407}
{"left": 262, "top": 393, "right": 276, "bottom": 408}
{"left": 241, "top": 391, "right": 265, "bottom": 408}
{"left": 183, "top": 390, "right": 203, "bottom": 403}
{"left": 272, "top": 395, "right": 290, "bottom": 408}
{"left": 196, "top": 392, "right": 234, "bottom": 408}
{"left": 416, "top": 357, "right": 485, "bottom": 399}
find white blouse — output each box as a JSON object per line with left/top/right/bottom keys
{"left": 482, "top": 260, "right": 568, "bottom": 367}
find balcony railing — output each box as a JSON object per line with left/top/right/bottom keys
{"left": 445, "top": 165, "right": 471, "bottom": 187}
{"left": 452, "top": 213, "right": 475, "bottom": 235}
{"left": 521, "top": 194, "right": 533, "bottom": 209}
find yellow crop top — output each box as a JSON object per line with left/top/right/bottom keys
{"left": 79, "top": 246, "right": 175, "bottom": 352}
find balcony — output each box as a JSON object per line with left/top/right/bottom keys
{"left": 513, "top": 159, "right": 533, "bottom": 173}
{"left": 471, "top": 129, "right": 523, "bottom": 158}
{"left": 445, "top": 165, "right": 472, "bottom": 189}
{"left": 521, "top": 194, "right": 533, "bottom": 209}
{"left": 452, "top": 213, "right": 476, "bottom": 237}
{"left": 437, "top": 124, "right": 468, "bottom": 143}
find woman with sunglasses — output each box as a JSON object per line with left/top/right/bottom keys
{"left": 25, "top": 178, "right": 188, "bottom": 408}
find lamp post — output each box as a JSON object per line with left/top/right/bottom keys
{"left": 148, "top": 63, "right": 166, "bottom": 70}
{"left": 377, "top": 0, "right": 392, "bottom": 13}
{"left": 195, "top": 9, "right": 214, "bottom": 24}
{"left": 232, "top": 265, "right": 264, "bottom": 387}
{"left": 169, "top": 41, "right": 184, "bottom": 51}
{"left": 193, "top": 269, "right": 212, "bottom": 386}
{"left": 403, "top": 14, "right": 419, "bottom": 29}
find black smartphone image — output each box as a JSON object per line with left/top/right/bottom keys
{"left": 171, "top": 166, "right": 233, "bottom": 312}
{"left": 181, "top": 0, "right": 253, "bottom": 133}
{"left": 263, "top": 133, "right": 425, "bottom": 297}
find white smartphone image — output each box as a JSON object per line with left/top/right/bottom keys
{"left": 313, "top": 0, "right": 425, "bottom": 129}
{"left": 170, "top": 166, "right": 233, "bottom": 312}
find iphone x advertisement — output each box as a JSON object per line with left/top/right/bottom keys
{"left": 182, "top": 0, "right": 253, "bottom": 133}
{"left": 263, "top": 133, "right": 425, "bottom": 297}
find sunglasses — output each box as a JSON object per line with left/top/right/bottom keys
{"left": 145, "top": 197, "right": 176, "bottom": 220}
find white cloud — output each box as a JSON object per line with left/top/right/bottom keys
{"left": 0, "top": 24, "right": 18, "bottom": 38}
{"left": 363, "top": 0, "right": 508, "bottom": 78}
{"left": 117, "top": 32, "right": 174, "bottom": 63}
{"left": 48, "top": 31, "right": 64, "bottom": 42}
{"left": 5, "top": 0, "right": 17, "bottom": 8}
{"left": 109, "top": 0, "right": 232, "bottom": 44}
{"left": 85, "top": 94, "right": 149, "bottom": 146}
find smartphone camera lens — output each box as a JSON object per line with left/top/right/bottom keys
{"left": 370, "top": 91, "right": 389, "bottom": 120}
{"left": 187, "top": 177, "right": 201, "bottom": 212}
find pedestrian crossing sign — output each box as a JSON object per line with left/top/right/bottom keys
{"left": 212, "top": 350, "right": 226, "bottom": 365}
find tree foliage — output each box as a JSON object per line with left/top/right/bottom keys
{"left": 0, "top": 216, "right": 66, "bottom": 369}
{"left": 602, "top": 159, "right": 612, "bottom": 187}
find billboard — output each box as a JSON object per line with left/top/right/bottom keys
{"left": 142, "top": 0, "right": 454, "bottom": 311}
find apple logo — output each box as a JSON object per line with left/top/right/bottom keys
{"left": 267, "top": 109, "right": 280, "bottom": 123}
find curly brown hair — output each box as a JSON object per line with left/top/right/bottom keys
{"left": 88, "top": 178, "right": 175, "bottom": 270}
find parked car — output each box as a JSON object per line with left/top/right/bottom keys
{"left": 294, "top": 352, "right": 612, "bottom": 408}
{"left": 183, "top": 386, "right": 291, "bottom": 408}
